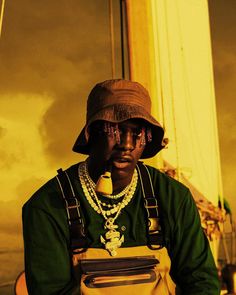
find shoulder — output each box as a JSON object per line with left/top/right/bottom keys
{"left": 143, "top": 164, "right": 202, "bottom": 251}
{"left": 23, "top": 162, "right": 80, "bottom": 213}
{"left": 144, "top": 164, "right": 190, "bottom": 198}
{"left": 143, "top": 164, "right": 196, "bottom": 217}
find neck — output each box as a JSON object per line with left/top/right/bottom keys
{"left": 112, "top": 176, "right": 133, "bottom": 194}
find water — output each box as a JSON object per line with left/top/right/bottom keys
{"left": 0, "top": 232, "right": 24, "bottom": 295}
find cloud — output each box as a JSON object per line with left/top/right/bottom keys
{"left": 212, "top": 47, "right": 236, "bottom": 84}
{"left": 39, "top": 93, "right": 87, "bottom": 166}
{"left": 0, "top": 0, "right": 122, "bottom": 166}
{"left": 0, "top": 94, "right": 56, "bottom": 201}
{"left": 0, "top": 149, "right": 20, "bottom": 170}
{"left": 0, "top": 0, "right": 113, "bottom": 95}
{"left": 0, "top": 126, "right": 7, "bottom": 138}
{"left": 205, "top": 2, "right": 236, "bottom": 214}
{"left": 0, "top": 200, "right": 22, "bottom": 234}
{"left": 16, "top": 177, "right": 48, "bottom": 204}
{"left": 209, "top": 0, "right": 236, "bottom": 47}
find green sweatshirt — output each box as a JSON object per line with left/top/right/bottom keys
{"left": 23, "top": 163, "right": 220, "bottom": 294}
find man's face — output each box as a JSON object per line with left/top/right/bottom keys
{"left": 88, "top": 119, "right": 146, "bottom": 181}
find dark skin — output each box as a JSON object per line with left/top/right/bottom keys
{"left": 87, "top": 119, "right": 146, "bottom": 194}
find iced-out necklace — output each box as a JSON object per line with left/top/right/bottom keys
{"left": 78, "top": 161, "right": 138, "bottom": 256}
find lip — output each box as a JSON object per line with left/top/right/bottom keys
{"left": 110, "top": 154, "right": 133, "bottom": 169}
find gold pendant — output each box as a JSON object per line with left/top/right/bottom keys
{"left": 100, "top": 218, "right": 124, "bottom": 256}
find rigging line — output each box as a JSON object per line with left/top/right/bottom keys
{"left": 109, "top": 0, "right": 116, "bottom": 78}
{"left": 175, "top": 1, "right": 212, "bottom": 192}
{"left": 150, "top": 0, "right": 166, "bottom": 130}
{"left": 124, "top": 0, "right": 133, "bottom": 80}
{"left": 123, "top": 0, "right": 131, "bottom": 80}
{"left": 174, "top": 1, "right": 200, "bottom": 180}
{"left": 205, "top": 3, "right": 224, "bottom": 208}
{"left": 0, "top": 0, "right": 6, "bottom": 38}
{"left": 163, "top": 0, "right": 180, "bottom": 180}
{"left": 120, "top": 0, "right": 125, "bottom": 78}
{"left": 0, "top": 281, "right": 15, "bottom": 288}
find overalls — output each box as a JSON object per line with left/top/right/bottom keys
{"left": 72, "top": 246, "right": 176, "bottom": 294}
{"left": 56, "top": 162, "right": 176, "bottom": 295}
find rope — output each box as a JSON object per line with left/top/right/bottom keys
{"left": 163, "top": 0, "right": 180, "bottom": 180}
{"left": 174, "top": 1, "right": 203, "bottom": 184}
{"left": 0, "top": 280, "right": 15, "bottom": 288}
{"left": 120, "top": 0, "right": 125, "bottom": 78}
{"left": 174, "top": 1, "right": 219, "bottom": 196}
{"left": 109, "top": 0, "right": 115, "bottom": 78}
{"left": 150, "top": 0, "right": 166, "bottom": 129}
{"left": 0, "top": 0, "right": 6, "bottom": 38}
{"left": 205, "top": 3, "right": 224, "bottom": 209}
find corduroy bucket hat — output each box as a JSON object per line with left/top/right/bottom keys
{"left": 73, "top": 79, "right": 165, "bottom": 159}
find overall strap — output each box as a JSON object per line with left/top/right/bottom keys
{"left": 56, "top": 168, "right": 87, "bottom": 250}
{"left": 136, "top": 162, "right": 164, "bottom": 249}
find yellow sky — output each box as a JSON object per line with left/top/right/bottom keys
{"left": 0, "top": 94, "right": 54, "bottom": 201}
{"left": 209, "top": 0, "right": 236, "bottom": 215}
{"left": 0, "top": 0, "right": 121, "bottom": 232}
{"left": 0, "top": 0, "right": 235, "bottom": 232}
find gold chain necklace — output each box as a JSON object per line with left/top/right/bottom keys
{"left": 78, "top": 161, "right": 138, "bottom": 256}
{"left": 84, "top": 159, "right": 132, "bottom": 200}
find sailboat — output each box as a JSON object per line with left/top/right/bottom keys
{"left": 125, "top": 0, "right": 225, "bottom": 258}
{"left": 11, "top": 0, "right": 230, "bottom": 293}
{"left": 125, "top": 0, "right": 235, "bottom": 293}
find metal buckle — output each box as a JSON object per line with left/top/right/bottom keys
{"left": 67, "top": 197, "right": 80, "bottom": 209}
{"left": 144, "top": 197, "right": 158, "bottom": 209}
{"left": 148, "top": 218, "right": 159, "bottom": 231}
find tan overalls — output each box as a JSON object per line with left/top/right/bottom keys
{"left": 73, "top": 246, "right": 176, "bottom": 295}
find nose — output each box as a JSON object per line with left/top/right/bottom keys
{"left": 117, "top": 130, "right": 135, "bottom": 151}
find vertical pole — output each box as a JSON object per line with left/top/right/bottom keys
{"left": 0, "top": 0, "right": 6, "bottom": 38}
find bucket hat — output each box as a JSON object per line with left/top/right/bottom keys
{"left": 73, "top": 79, "right": 165, "bottom": 159}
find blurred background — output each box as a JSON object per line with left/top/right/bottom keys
{"left": 0, "top": 0, "right": 235, "bottom": 293}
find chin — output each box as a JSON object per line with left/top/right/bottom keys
{"left": 111, "top": 165, "right": 135, "bottom": 180}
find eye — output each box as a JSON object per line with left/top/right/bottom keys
{"left": 136, "top": 129, "right": 142, "bottom": 137}
{"left": 132, "top": 127, "right": 143, "bottom": 138}
{"left": 114, "top": 127, "right": 123, "bottom": 136}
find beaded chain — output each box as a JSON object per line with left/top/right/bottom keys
{"left": 78, "top": 161, "right": 138, "bottom": 256}
{"left": 103, "top": 122, "right": 153, "bottom": 148}
{"left": 78, "top": 161, "right": 138, "bottom": 217}
{"left": 83, "top": 159, "right": 134, "bottom": 200}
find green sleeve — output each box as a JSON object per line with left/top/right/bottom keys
{"left": 169, "top": 189, "right": 220, "bottom": 294}
{"left": 22, "top": 183, "right": 79, "bottom": 294}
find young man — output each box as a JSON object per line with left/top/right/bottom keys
{"left": 23, "top": 79, "right": 220, "bottom": 294}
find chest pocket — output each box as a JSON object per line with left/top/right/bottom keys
{"left": 72, "top": 246, "right": 176, "bottom": 295}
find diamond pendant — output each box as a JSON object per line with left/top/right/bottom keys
{"left": 100, "top": 218, "right": 124, "bottom": 256}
